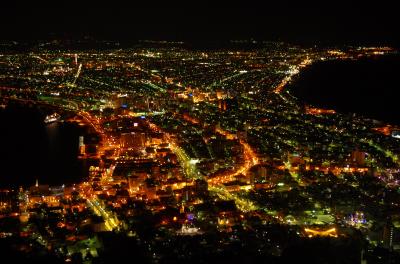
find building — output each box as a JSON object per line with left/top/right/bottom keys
{"left": 28, "top": 182, "right": 61, "bottom": 207}
{"left": 194, "top": 179, "right": 209, "bottom": 197}
{"left": 350, "top": 149, "right": 366, "bottom": 166}
{"left": 383, "top": 221, "right": 394, "bottom": 249}
{"left": 79, "top": 136, "right": 85, "bottom": 155}
{"left": 250, "top": 165, "right": 269, "bottom": 185}
{"left": 120, "top": 132, "right": 146, "bottom": 149}
{"left": 113, "top": 94, "right": 129, "bottom": 109}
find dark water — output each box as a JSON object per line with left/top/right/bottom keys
{"left": 0, "top": 103, "right": 89, "bottom": 188}
{"left": 289, "top": 54, "right": 400, "bottom": 125}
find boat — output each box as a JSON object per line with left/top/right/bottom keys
{"left": 44, "top": 113, "right": 61, "bottom": 124}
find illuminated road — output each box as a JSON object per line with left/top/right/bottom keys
{"left": 82, "top": 76, "right": 124, "bottom": 91}
{"left": 79, "top": 183, "right": 121, "bottom": 232}
{"left": 86, "top": 196, "right": 121, "bottom": 231}
{"left": 179, "top": 112, "right": 259, "bottom": 184}
{"left": 208, "top": 185, "right": 258, "bottom": 212}
{"left": 152, "top": 128, "right": 201, "bottom": 180}
{"left": 274, "top": 58, "right": 312, "bottom": 94}
{"left": 162, "top": 110, "right": 261, "bottom": 212}
{"left": 78, "top": 110, "right": 120, "bottom": 159}
{"left": 361, "top": 138, "right": 400, "bottom": 166}
{"left": 208, "top": 70, "right": 250, "bottom": 91}
{"left": 161, "top": 111, "right": 261, "bottom": 213}
{"left": 170, "top": 140, "right": 201, "bottom": 180}
{"left": 208, "top": 128, "right": 259, "bottom": 185}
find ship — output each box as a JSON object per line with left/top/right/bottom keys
{"left": 44, "top": 112, "right": 61, "bottom": 124}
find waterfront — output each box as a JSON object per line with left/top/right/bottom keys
{"left": 289, "top": 54, "right": 400, "bottom": 124}
{"left": 0, "top": 102, "right": 89, "bottom": 188}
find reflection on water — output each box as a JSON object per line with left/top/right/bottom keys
{"left": 46, "top": 121, "right": 59, "bottom": 153}
{"left": 0, "top": 103, "right": 90, "bottom": 188}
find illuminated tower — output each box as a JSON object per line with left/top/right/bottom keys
{"left": 383, "top": 220, "right": 394, "bottom": 249}
{"left": 79, "top": 136, "right": 86, "bottom": 155}
{"left": 74, "top": 54, "right": 78, "bottom": 65}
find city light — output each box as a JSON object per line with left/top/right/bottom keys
{"left": 0, "top": 39, "right": 398, "bottom": 263}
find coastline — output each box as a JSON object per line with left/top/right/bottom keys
{"left": 0, "top": 100, "right": 99, "bottom": 189}
{"left": 286, "top": 53, "right": 400, "bottom": 125}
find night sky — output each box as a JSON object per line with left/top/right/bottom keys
{"left": 1, "top": 2, "right": 399, "bottom": 46}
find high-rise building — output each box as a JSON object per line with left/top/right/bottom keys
{"left": 383, "top": 221, "right": 394, "bottom": 249}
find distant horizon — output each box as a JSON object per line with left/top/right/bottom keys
{"left": 1, "top": 3, "right": 399, "bottom": 47}
{"left": 1, "top": 38, "right": 398, "bottom": 50}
